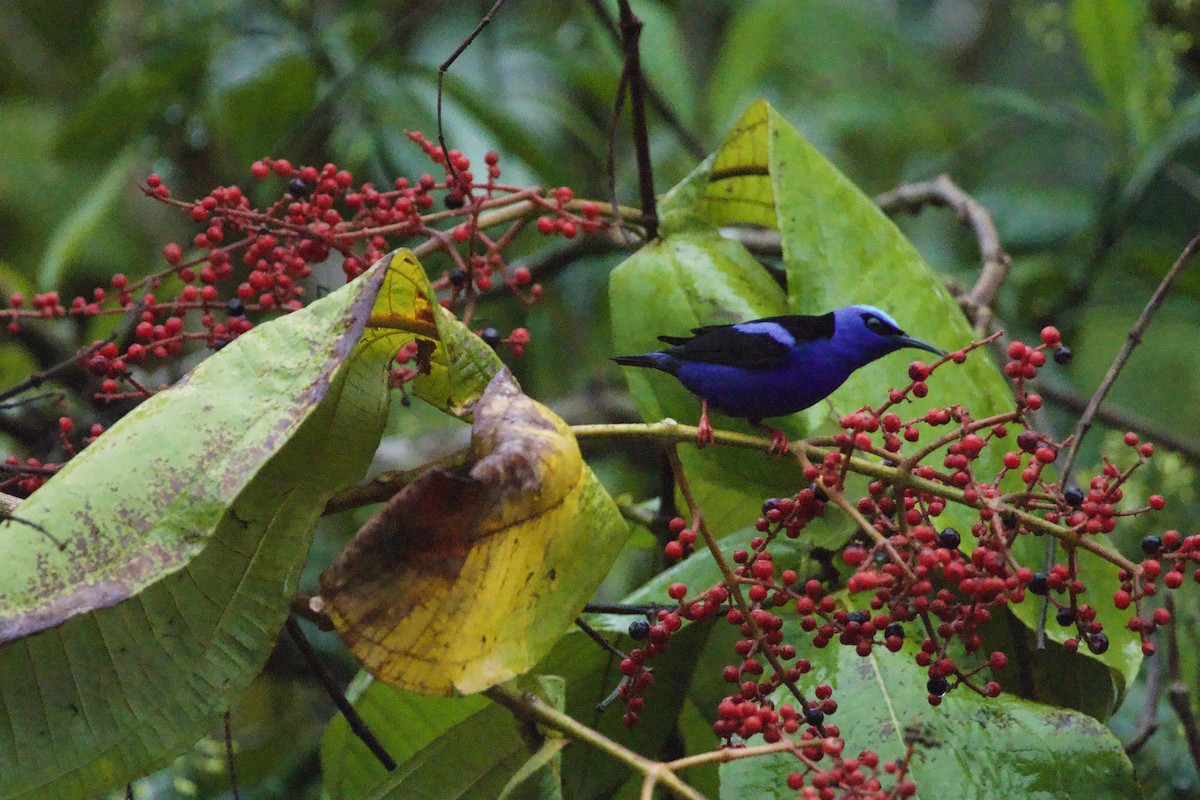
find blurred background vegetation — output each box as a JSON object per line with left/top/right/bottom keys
{"left": 4, "top": 0, "right": 1200, "bottom": 797}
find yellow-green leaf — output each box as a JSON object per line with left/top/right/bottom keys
{"left": 319, "top": 369, "right": 630, "bottom": 695}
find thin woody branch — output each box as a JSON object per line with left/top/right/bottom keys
{"left": 1060, "top": 233, "right": 1200, "bottom": 485}
{"left": 874, "top": 174, "right": 1011, "bottom": 332}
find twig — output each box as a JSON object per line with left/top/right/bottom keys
{"left": 0, "top": 462, "right": 60, "bottom": 476}
{"left": 485, "top": 684, "right": 708, "bottom": 800}
{"left": 284, "top": 616, "right": 397, "bottom": 771}
{"left": 0, "top": 390, "right": 64, "bottom": 411}
{"left": 0, "top": 299, "right": 144, "bottom": 405}
{"left": 322, "top": 449, "right": 472, "bottom": 516}
{"left": 1037, "top": 381, "right": 1200, "bottom": 467}
{"left": 875, "top": 175, "right": 1010, "bottom": 331}
{"left": 664, "top": 444, "right": 812, "bottom": 713}
{"left": 1164, "top": 594, "right": 1200, "bottom": 771}
{"left": 1060, "top": 234, "right": 1200, "bottom": 486}
{"left": 1124, "top": 643, "right": 1161, "bottom": 754}
{"left": 605, "top": 57, "right": 633, "bottom": 235}
{"left": 574, "top": 616, "right": 629, "bottom": 661}
{"left": 616, "top": 0, "right": 658, "bottom": 240}
{"left": 435, "top": 0, "right": 508, "bottom": 186}
{"left": 223, "top": 710, "right": 240, "bottom": 800}
{"left": 583, "top": 602, "right": 672, "bottom": 615}
{"left": 572, "top": 421, "right": 1140, "bottom": 574}
{"left": 125, "top": 784, "right": 134, "bottom": 800}
{"left": 582, "top": 0, "right": 707, "bottom": 160}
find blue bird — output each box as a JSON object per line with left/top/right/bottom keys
{"left": 613, "top": 305, "right": 945, "bottom": 454}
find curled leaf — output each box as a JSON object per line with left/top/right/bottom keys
{"left": 319, "top": 369, "right": 629, "bottom": 695}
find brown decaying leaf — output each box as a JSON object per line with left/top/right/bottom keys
{"left": 318, "top": 368, "right": 587, "bottom": 695}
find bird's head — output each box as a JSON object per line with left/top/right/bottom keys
{"left": 832, "top": 305, "right": 946, "bottom": 367}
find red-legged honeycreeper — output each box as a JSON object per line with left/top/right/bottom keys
{"left": 613, "top": 305, "right": 945, "bottom": 455}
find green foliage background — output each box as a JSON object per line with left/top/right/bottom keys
{"left": 3, "top": 1, "right": 1200, "bottom": 798}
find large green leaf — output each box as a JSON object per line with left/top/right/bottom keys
{"left": 611, "top": 98, "right": 1139, "bottom": 712}
{"left": 0, "top": 250, "right": 442, "bottom": 799}
{"left": 720, "top": 633, "right": 1138, "bottom": 799}
{"left": 322, "top": 620, "right": 709, "bottom": 800}
{"left": 323, "top": 674, "right": 563, "bottom": 800}
{"left": 1006, "top": 535, "right": 1141, "bottom": 712}
{"left": 707, "top": 102, "right": 1011, "bottom": 449}
{"left": 609, "top": 230, "right": 816, "bottom": 536}
{"left": 612, "top": 99, "right": 1012, "bottom": 537}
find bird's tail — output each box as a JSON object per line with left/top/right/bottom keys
{"left": 612, "top": 353, "right": 678, "bottom": 374}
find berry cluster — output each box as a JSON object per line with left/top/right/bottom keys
{"left": 631, "top": 326, "right": 1184, "bottom": 798}
{"left": 616, "top": 608, "right": 681, "bottom": 727}
{"left": 0, "top": 138, "right": 612, "bottom": 491}
{"left": 782, "top": 739, "right": 917, "bottom": 800}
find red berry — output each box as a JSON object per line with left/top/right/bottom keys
{"left": 251, "top": 160, "right": 270, "bottom": 178}
{"left": 908, "top": 361, "right": 930, "bottom": 381}
{"left": 667, "top": 582, "right": 687, "bottom": 601}
{"left": 1040, "top": 326, "right": 1061, "bottom": 346}
{"left": 163, "top": 243, "right": 183, "bottom": 265}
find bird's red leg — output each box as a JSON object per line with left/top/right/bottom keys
{"left": 751, "top": 419, "right": 789, "bottom": 457}
{"left": 696, "top": 399, "right": 715, "bottom": 449}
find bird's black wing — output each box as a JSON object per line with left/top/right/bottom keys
{"left": 655, "top": 313, "right": 835, "bottom": 370}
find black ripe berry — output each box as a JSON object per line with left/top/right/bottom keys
{"left": 1141, "top": 535, "right": 1162, "bottom": 555}
{"left": 847, "top": 611, "right": 869, "bottom": 624}
{"left": 1017, "top": 429, "right": 1040, "bottom": 454}
{"left": 809, "top": 482, "right": 830, "bottom": 502}
{"left": 884, "top": 623, "right": 904, "bottom": 639}
{"left": 927, "top": 676, "right": 950, "bottom": 696}
{"left": 226, "top": 298, "right": 246, "bottom": 318}
{"left": 761, "top": 498, "right": 780, "bottom": 515}
{"left": 481, "top": 327, "right": 501, "bottom": 348}
{"left": 288, "top": 177, "right": 311, "bottom": 197}
{"left": 1056, "top": 607, "right": 1076, "bottom": 626}
{"left": 1086, "top": 632, "right": 1109, "bottom": 654}
{"left": 1064, "top": 486, "right": 1084, "bottom": 507}
{"left": 804, "top": 707, "right": 825, "bottom": 726}
{"left": 444, "top": 192, "right": 466, "bottom": 209}
{"left": 628, "top": 620, "right": 651, "bottom": 640}
{"left": 1053, "top": 346, "right": 1073, "bottom": 365}
{"left": 937, "top": 527, "right": 961, "bottom": 550}
{"left": 449, "top": 268, "right": 469, "bottom": 287}
{"left": 1000, "top": 511, "right": 1019, "bottom": 529}
{"left": 1029, "top": 572, "right": 1049, "bottom": 595}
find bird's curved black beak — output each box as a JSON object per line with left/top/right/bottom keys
{"left": 897, "top": 335, "right": 946, "bottom": 358}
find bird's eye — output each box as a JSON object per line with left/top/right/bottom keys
{"left": 865, "top": 316, "right": 884, "bottom": 332}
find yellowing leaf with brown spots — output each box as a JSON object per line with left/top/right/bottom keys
{"left": 0, "top": 248, "right": 499, "bottom": 800}
{"left": 319, "top": 368, "right": 629, "bottom": 695}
